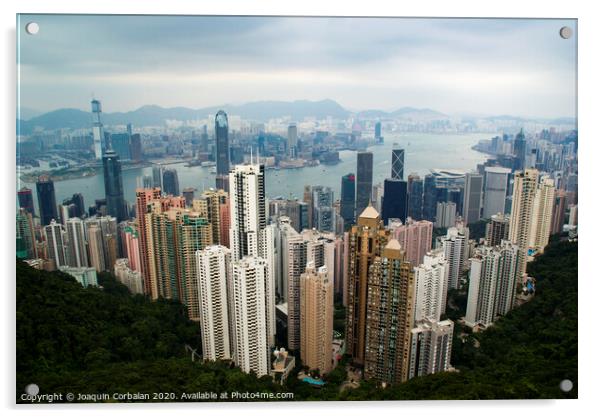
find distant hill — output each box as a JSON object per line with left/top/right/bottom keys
{"left": 18, "top": 108, "right": 93, "bottom": 134}
{"left": 17, "top": 99, "right": 352, "bottom": 134}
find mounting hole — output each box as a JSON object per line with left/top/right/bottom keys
{"left": 25, "top": 383, "right": 39, "bottom": 396}
{"left": 559, "top": 379, "right": 573, "bottom": 392}
{"left": 559, "top": 26, "right": 572, "bottom": 39}
{"left": 25, "top": 22, "right": 39, "bottom": 35}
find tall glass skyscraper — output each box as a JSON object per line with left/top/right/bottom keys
{"left": 36, "top": 175, "right": 58, "bottom": 226}
{"left": 391, "top": 148, "right": 405, "bottom": 180}
{"left": 513, "top": 129, "right": 526, "bottom": 171}
{"left": 102, "top": 149, "right": 127, "bottom": 222}
{"left": 422, "top": 174, "right": 437, "bottom": 222}
{"left": 215, "top": 110, "right": 230, "bottom": 191}
{"left": 356, "top": 151, "right": 373, "bottom": 216}
{"left": 381, "top": 178, "right": 407, "bottom": 225}
{"left": 407, "top": 174, "right": 423, "bottom": 220}
{"left": 340, "top": 173, "right": 356, "bottom": 229}
{"left": 162, "top": 168, "right": 180, "bottom": 196}
{"left": 91, "top": 99, "right": 104, "bottom": 160}
{"left": 18, "top": 187, "right": 35, "bottom": 216}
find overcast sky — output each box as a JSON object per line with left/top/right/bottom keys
{"left": 17, "top": 15, "right": 577, "bottom": 118}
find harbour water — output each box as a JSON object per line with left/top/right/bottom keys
{"left": 20, "top": 132, "right": 491, "bottom": 213}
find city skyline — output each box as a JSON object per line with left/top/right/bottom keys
{"left": 18, "top": 15, "right": 576, "bottom": 119}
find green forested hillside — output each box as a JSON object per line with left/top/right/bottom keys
{"left": 16, "top": 239, "right": 577, "bottom": 401}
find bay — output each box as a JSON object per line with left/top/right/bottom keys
{"left": 20, "top": 132, "right": 490, "bottom": 213}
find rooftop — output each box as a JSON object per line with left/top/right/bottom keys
{"left": 359, "top": 205, "right": 379, "bottom": 219}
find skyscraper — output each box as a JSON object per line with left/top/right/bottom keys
{"left": 483, "top": 167, "right": 511, "bottom": 219}
{"left": 178, "top": 212, "right": 213, "bottom": 321}
{"left": 144, "top": 201, "right": 199, "bottom": 303}
{"left": 229, "top": 164, "right": 267, "bottom": 261}
{"left": 435, "top": 202, "right": 456, "bottom": 228}
{"left": 135, "top": 187, "right": 162, "bottom": 295}
{"left": 286, "top": 229, "right": 337, "bottom": 351}
{"left": 65, "top": 217, "right": 88, "bottom": 268}
{"left": 355, "top": 151, "right": 374, "bottom": 217}
{"left": 441, "top": 224, "right": 469, "bottom": 290}
{"left": 407, "top": 174, "right": 423, "bottom": 221}
{"left": 197, "top": 245, "right": 232, "bottom": 361}
{"left": 381, "top": 178, "right": 407, "bottom": 225}
{"left": 364, "top": 239, "right": 415, "bottom": 384}
{"left": 229, "top": 162, "right": 275, "bottom": 349}
{"left": 162, "top": 168, "right": 180, "bottom": 196}
{"left": 391, "top": 148, "right": 405, "bottom": 180}
{"left": 513, "top": 129, "right": 526, "bottom": 171}
{"left": 311, "top": 186, "right": 334, "bottom": 232}
{"left": 414, "top": 249, "right": 449, "bottom": 324}
{"left": 70, "top": 193, "right": 85, "bottom": 218}
{"left": 102, "top": 149, "right": 128, "bottom": 222}
{"left": 123, "top": 225, "right": 141, "bottom": 272}
{"left": 389, "top": 218, "right": 433, "bottom": 267}
{"left": 36, "top": 175, "right": 58, "bottom": 226}
{"left": 85, "top": 216, "right": 119, "bottom": 273}
{"left": 465, "top": 241, "right": 520, "bottom": 328}
{"left": 551, "top": 189, "right": 567, "bottom": 235}
{"left": 86, "top": 224, "right": 106, "bottom": 273}
{"left": 408, "top": 319, "right": 454, "bottom": 379}
{"left": 485, "top": 213, "right": 510, "bottom": 247}
{"left": 230, "top": 256, "right": 269, "bottom": 377}
{"left": 16, "top": 208, "right": 36, "bottom": 259}
{"left": 374, "top": 121, "right": 382, "bottom": 140}
{"left": 279, "top": 226, "right": 304, "bottom": 349}
{"left": 91, "top": 99, "right": 104, "bottom": 159}
{"left": 528, "top": 176, "right": 556, "bottom": 255}
{"left": 340, "top": 173, "right": 356, "bottom": 230}
{"left": 509, "top": 169, "right": 539, "bottom": 281}
{"left": 130, "top": 133, "right": 142, "bottom": 161}
{"left": 422, "top": 174, "right": 437, "bottom": 222}
{"left": 215, "top": 110, "right": 230, "bottom": 191}
{"left": 463, "top": 172, "right": 483, "bottom": 224}
{"left": 345, "top": 206, "right": 390, "bottom": 366}
{"left": 44, "top": 220, "right": 67, "bottom": 268}
{"left": 18, "top": 187, "right": 35, "bottom": 216}
{"left": 287, "top": 123, "right": 298, "bottom": 158}
{"left": 303, "top": 185, "right": 314, "bottom": 229}
{"left": 193, "top": 188, "right": 230, "bottom": 246}
{"left": 300, "top": 263, "right": 333, "bottom": 375}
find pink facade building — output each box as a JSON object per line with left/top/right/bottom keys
{"left": 389, "top": 218, "right": 433, "bottom": 267}
{"left": 124, "top": 226, "right": 141, "bottom": 272}
{"left": 219, "top": 199, "right": 230, "bottom": 247}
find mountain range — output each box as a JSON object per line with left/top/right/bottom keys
{"left": 16, "top": 99, "right": 447, "bottom": 134}
{"left": 16, "top": 99, "right": 575, "bottom": 135}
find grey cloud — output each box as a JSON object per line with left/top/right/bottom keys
{"left": 17, "top": 15, "right": 576, "bottom": 118}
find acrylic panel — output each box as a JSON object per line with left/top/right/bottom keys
{"left": 15, "top": 14, "right": 578, "bottom": 403}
